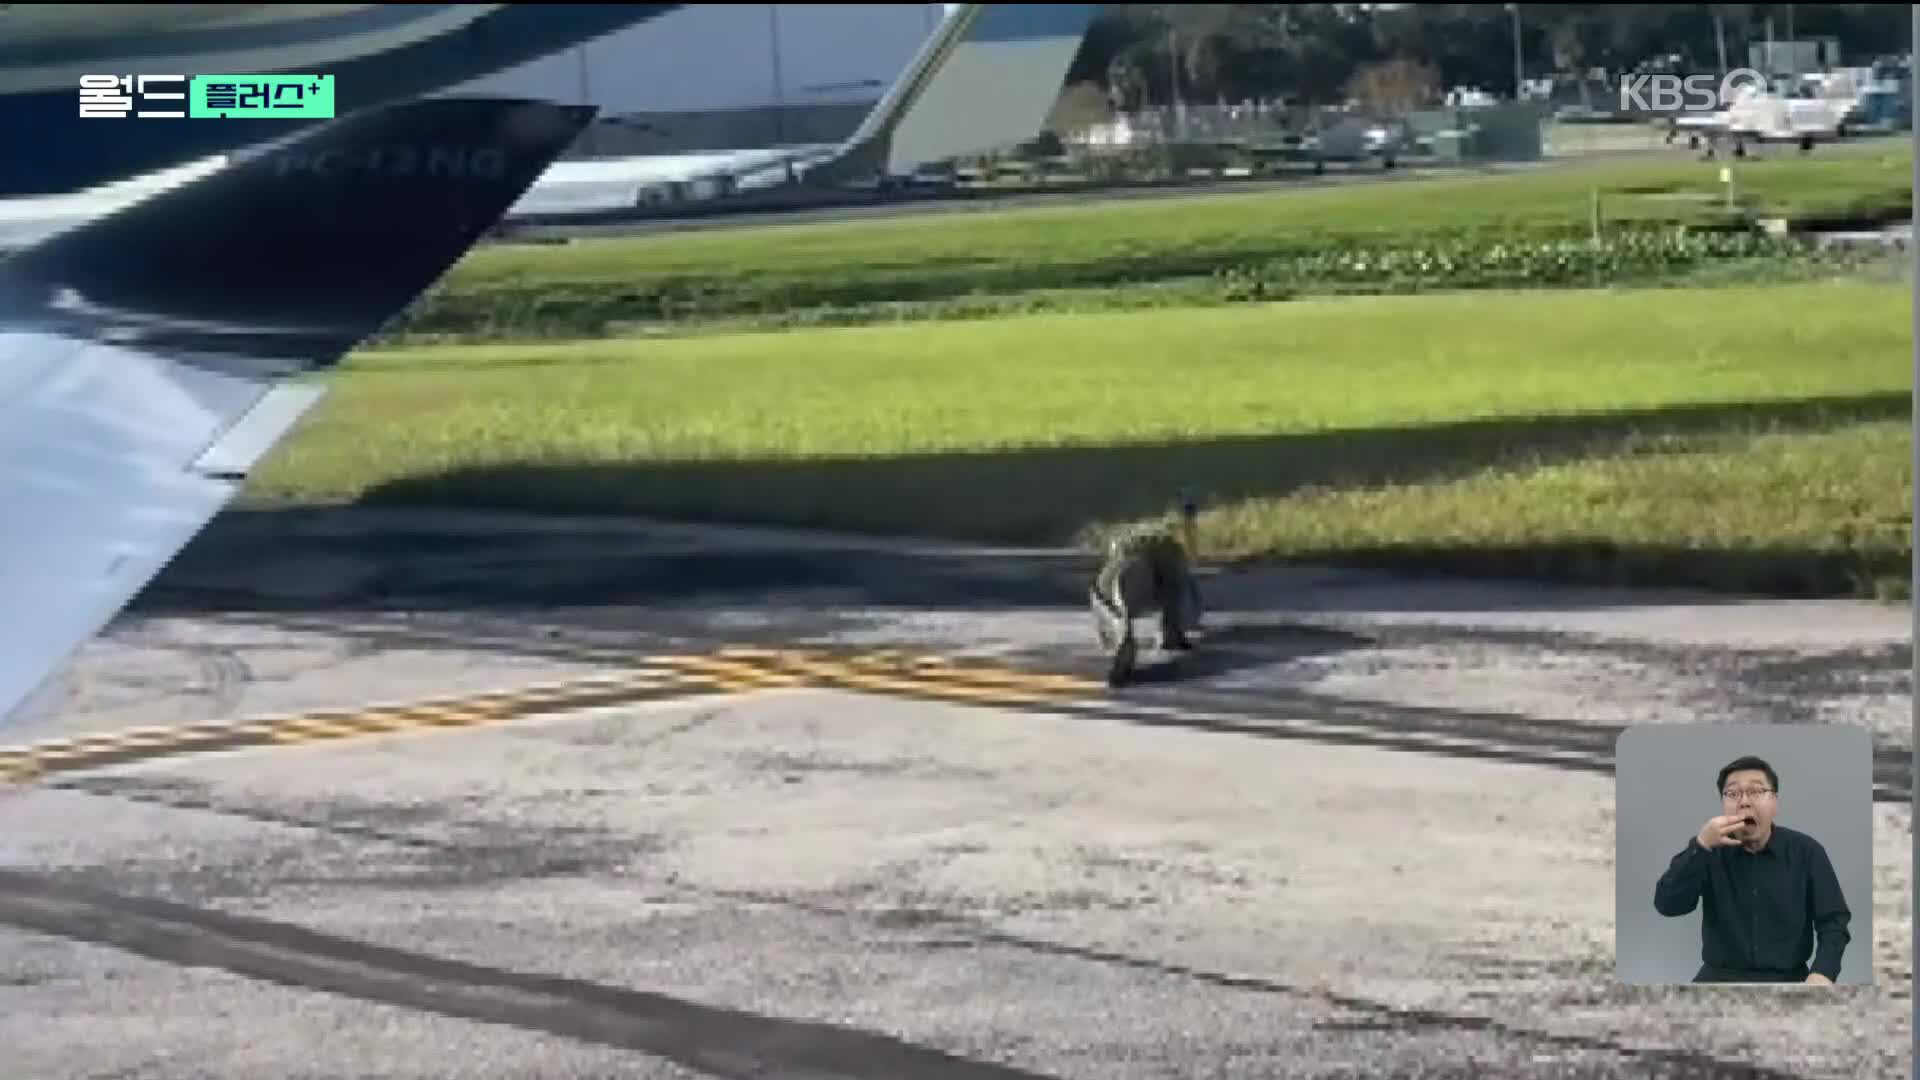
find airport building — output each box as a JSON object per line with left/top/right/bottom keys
{"left": 455, "top": 4, "right": 953, "bottom": 159}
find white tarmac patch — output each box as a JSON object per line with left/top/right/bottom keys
{"left": 0, "top": 688, "right": 1909, "bottom": 1078}
{"left": 1, "top": 508, "right": 1908, "bottom": 1077}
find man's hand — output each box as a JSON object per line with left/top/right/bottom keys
{"left": 1805, "top": 973, "right": 1833, "bottom": 986}
{"left": 1696, "top": 815, "right": 1747, "bottom": 850}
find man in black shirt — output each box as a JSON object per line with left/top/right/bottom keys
{"left": 1653, "top": 755, "right": 1852, "bottom": 984}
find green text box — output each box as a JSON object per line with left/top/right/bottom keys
{"left": 190, "top": 75, "right": 334, "bottom": 119}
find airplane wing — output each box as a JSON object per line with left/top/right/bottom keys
{"left": 826, "top": 3, "right": 1099, "bottom": 181}
{"left": 500, "top": 2, "right": 1101, "bottom": 218}
{"left": 0, "top": 94, "right": 595, "bottom": 731}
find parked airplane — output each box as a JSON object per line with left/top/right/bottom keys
{"left": 505, "top": 2, "right": 1099, "bottom": 217}
{"left": 0, "top": 95, "right": 593, "bottom": 731}
{"left": 0, "top": 3, "right": 1100, "bottom": 238}
{"left": 0, "top": 3, "right": 673, "bottom": 196}
{"left": 1667, "top": 82, "right": 1849, "bottom": 156}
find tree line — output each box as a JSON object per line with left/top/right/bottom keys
{"left": 1064, "top": 4, "right": 1912, "bottom": 111}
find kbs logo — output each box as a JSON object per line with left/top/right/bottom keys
{"left": 1619, "top": 68, "right": 1767, "bottom": 112}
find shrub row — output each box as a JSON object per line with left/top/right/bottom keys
{"left": 374, "top": 227, "right": 1861, "bottom": 344}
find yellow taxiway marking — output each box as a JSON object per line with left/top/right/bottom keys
{"left": 0, "top": 662, "right": 740, "bottom": 783}
{"left": 0, "top": 646, "right": 1105, "bottom": 784}
{"left": 677, "top": 647, "right": 1104, "bottom": 708}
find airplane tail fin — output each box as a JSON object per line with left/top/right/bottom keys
{"left": 0, "top": 96, "right": 592, "bottom": 731}
{"left": 808, "top": 3, "right": 1097, "bottom": 184}
{"left": 0, "top": 96, "right": 595, "bottom": 374}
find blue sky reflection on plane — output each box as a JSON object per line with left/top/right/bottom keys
{"left": 0, "top": 97, "right": 594, "bottom": 729}
{"left": 0, "top": 3, "right": 1097, "bottom": 731}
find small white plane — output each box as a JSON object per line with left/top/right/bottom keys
{"left": 1667, "top": 82, "right": 1850, "bottom": 157}
{"left": 0, "top": 4, "right": 1099, "bottom": 244}
{"left": 508, "top": 2, "right": 1099, "bottom": 216}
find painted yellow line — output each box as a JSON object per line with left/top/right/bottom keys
{"left": 661, "top": 655, "right": 821, "bottom": 689}
{"left": 722, "top": 651, "right": 1097, "bottom": 706}
{"left": 225, "top": 721, "right": 298, "bottom": 739}
{"left": 879, "top": 664, "right": 1098, "bottom": 694}
{"left": 0, "top": 646, "right": 1111, "bottom": 786}
{"left": 39, "top": 722, "right": 229, "bottom": 749}
{"left": 332, "top": 712, "right": 439, "bottom": 734}
{"left": 851, "top": 676, "right": 1077, "bottom": 707}
{"left": 268, "top": 724, "right": 368, "bottom": 745}
{"left": 903, "top": 665, "right": 1095, "bottom": 691}
{"left": 0, "top": 658, "right": 745, "bottom": 783}
{"left": 750, "top": 649, "right": 1102, "bottom": 699}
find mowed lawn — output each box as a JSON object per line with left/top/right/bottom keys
{"left": 256, "top": 280, "right": 1913, "bottom": 597}
{"left": 446, "top": 143, "right": 1912, "bottom": 294}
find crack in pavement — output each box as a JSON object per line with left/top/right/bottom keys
{"left": 23, "top": 769, "right": 1871, "bottom": 1079}
{"left": 995, "top": 688, "right": 1914, "bottom": 804}
{"left": 657, "top": 884, "right": 1833, "bottom": 1080}
{"left": 131, "top": 613, "right": 1908, "bottom": 804}
{"left": 22, "top": 597, "right": 1900, "bottom": 1078}
{"left": 188, "top": 612, "right": 1911, "bottom": 802}
{"left": 0, "top": 868, "right": 1061, "bottom": 1080}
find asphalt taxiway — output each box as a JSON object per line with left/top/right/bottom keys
{"left": 0, "top": 506, "right": 1910, "bottom": 1079}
